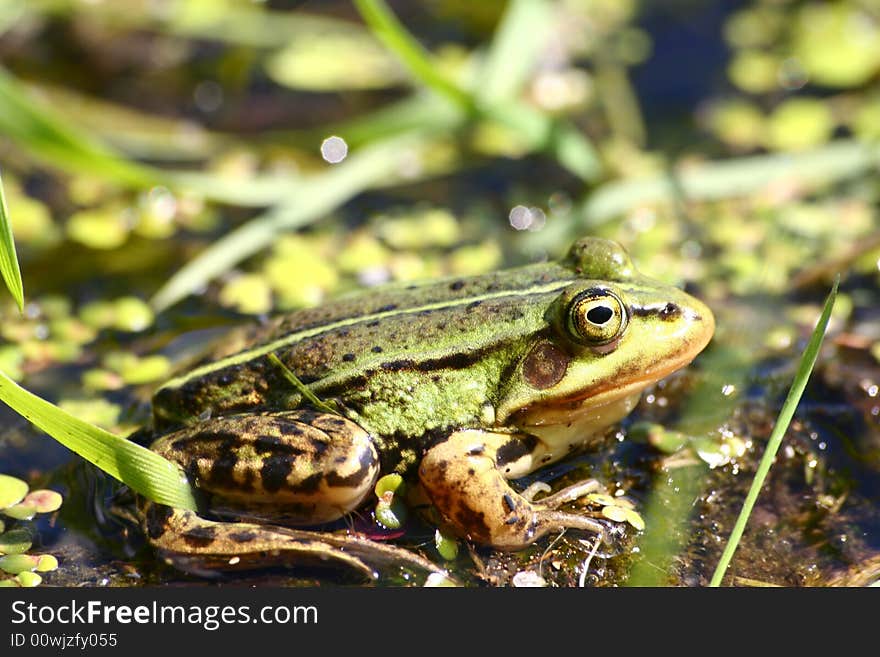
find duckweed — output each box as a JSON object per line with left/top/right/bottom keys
{"left": 434, "top": 529, "right": 459, "bottom": 561}
{"left": 0, "top": 474, "right": 61, "bottom": 587}
{"left": 78, "top": 297, "right": 155, "bottom": 332}
{"left": 57, "top": 397, "right": 121, "bottom": 430}
{"left": 373, "top": 473, "right": 407, "bottom": 530}
{"left": 586, "top": 493, "right": 645, "bottom": 531}
{"left": 66, "top": 207, "right": 130, "bottom": 249}
{"left": 765, "top": 98, "right": 835, "bottom": 152}
{"left": 102, "top": 352, "right": 172, "bottom": 385}
{"left": 219, "top": 274, "right": 273, "bottom": 315}
{"left": 0, "top": 474, "right": 27, "bottom": 509}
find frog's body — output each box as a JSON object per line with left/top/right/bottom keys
{"left": 143, "top": 237, "right": 714, "bottom": 572}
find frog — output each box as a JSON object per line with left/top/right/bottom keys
{"left": 140, "top": 236, "right": 714, "bottom": 577}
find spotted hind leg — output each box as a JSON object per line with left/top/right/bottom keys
{"left": 150, "top": 410, "right": 380, "bottom": 525}
{"left": 144, "top": 410, "right": 448, "bottom": 578}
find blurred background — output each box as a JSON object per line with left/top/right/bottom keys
{"left": 0, "top": 0, "right": 878, "bottom": 587}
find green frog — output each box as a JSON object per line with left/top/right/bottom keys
{"left": 141, "top": 237, "right": 714, "bottom": 576}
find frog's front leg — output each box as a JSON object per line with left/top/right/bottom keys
{"left": 418, "top": 430, "right": 605, "bottom": 549}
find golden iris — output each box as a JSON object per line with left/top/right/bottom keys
{"left": 567, "top": 288, "right": 627, "bottom": 345}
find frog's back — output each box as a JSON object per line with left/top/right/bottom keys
{"left": 152, "top": 261, "right": 579, "bottom": 429}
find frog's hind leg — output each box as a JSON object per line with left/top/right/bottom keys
{"left": 419, "top": 430, "right": 606, "bottom": 550}
{"left": 142, "top": 505, "right": 451, "bottom": 580}
{"left": 142, "top": 502, "right": 376, "bottom": 578}
{"left": 151, "top": 410, "right": 381, "bottom": 525}
{"left": 146, "top": 410, "right": 450, "bottom": 579}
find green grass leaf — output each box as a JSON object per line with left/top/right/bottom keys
{"left": 0, "top": 171, "right": 24, "bottom": 312}
{"left": 0, "top": 369, "right": 197, "bottom": 511}
{"left": 581, "top": 139, "right": 880, "bottom": 226}
{"left": 0, "top": 67, "right": 159, "bottom": 187}
{"left": 0, "top": 68, "right": 298, "bottom": 207}
{"left": 477, "top": 0, "right": 553, "bottom": 105}
{"left": 353, "top": 0, "right": 475, "bottom": 113}
{"left": 708, "top": 277, "right": 839, "bottom": 587}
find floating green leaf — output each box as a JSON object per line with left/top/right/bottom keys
{"left": 15, "top": 571, "right": 41, "bottom": 587}
{"left": 434, "top": 529, "right": 459, "bottom": 561}
{"left": 0, "top": 369, "right": 197, "bottom": 511}
{"left": 21, "top": 490, "right": 62, "bottom": 514}
{"left": 1, "top": 504, "right": 35, "bottom": 521}
{"left": 0, "top": 553, "right": 37, "bottom": 574}
{"left": 0, "top": 529, "right": 32, "bottom": 555}
{"left": 35, "top": 554, "right": 58, "bottom": 572}
{"left": 0, "top": 474, "right": 27, "bottom": 509}
{"left": 266, "top": 29, "right": 405, "bottom": 91}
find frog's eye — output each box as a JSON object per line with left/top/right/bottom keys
{"left": 567, "top": 288, "right": 628, "bottom": 346}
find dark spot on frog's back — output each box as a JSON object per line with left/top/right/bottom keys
{"left": 209, "top": 452, "right": 241, "bottom": 490}
{"left": 260, "top": 455, "right": 294, "bottom": 492}
{"left": 253, "top": 434, "right": 306, "bottom": 456}
{"left": 145, "top": 504, "right": 174, "bottom": 539}
{"left": 182, "top": 525, "right": 218, "bottom": 548}
{"left": 229, "top": 530, "right": 258, "bottom": 543}
{"left": 325, "top": 446, "right": 377, "bottom": 489}
{"left": 377, "top": 304, "right": 398, "bottom": 312}
{"left": 451, "top": 500, "right": 489, "bottom": 540}
{"left": 290, "top": 472, "right": 323, "bottom": 493}
{"left": 450, "top": 280, "right": 465, "bottom": 291}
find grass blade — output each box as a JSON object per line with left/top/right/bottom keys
{"left": 0, "top": 369, "right": 197, "bottom": 511}
{"left": 581, "top": 139, "right": 880, "bottom": 225}
{"left": 0, "top": 170, "right": 24, "bottom": 312}
{"left": 266, "top": 92, "right": 464, "bottom": 150}
{"left": 0, "top": 68, "right": 300, "bottom": 207}
{"left": 353, "top": 0, "right": 475, "bottom": 112}
{"left": 0, "top": 67, "right": 159, "bottom": 187}
{"left": 477, "top": 0, "right": 553, "bottom": 105}
{"left": 708, "top": 277, "right": 839, "bottom": 586}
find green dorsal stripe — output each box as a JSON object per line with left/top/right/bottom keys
{"left": 160, "top": 279, "right": 576, "bottom": 391}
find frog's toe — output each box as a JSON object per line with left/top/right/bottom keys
{"left": 529, "top": 479, "right": 603, "bottom": 508}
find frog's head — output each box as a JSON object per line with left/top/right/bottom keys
{"left": 496, "top": 237, "right": 714, "bottom": 452}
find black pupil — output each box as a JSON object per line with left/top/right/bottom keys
{"left": 586, "top": 304, "right": 614, "bottom": 325}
